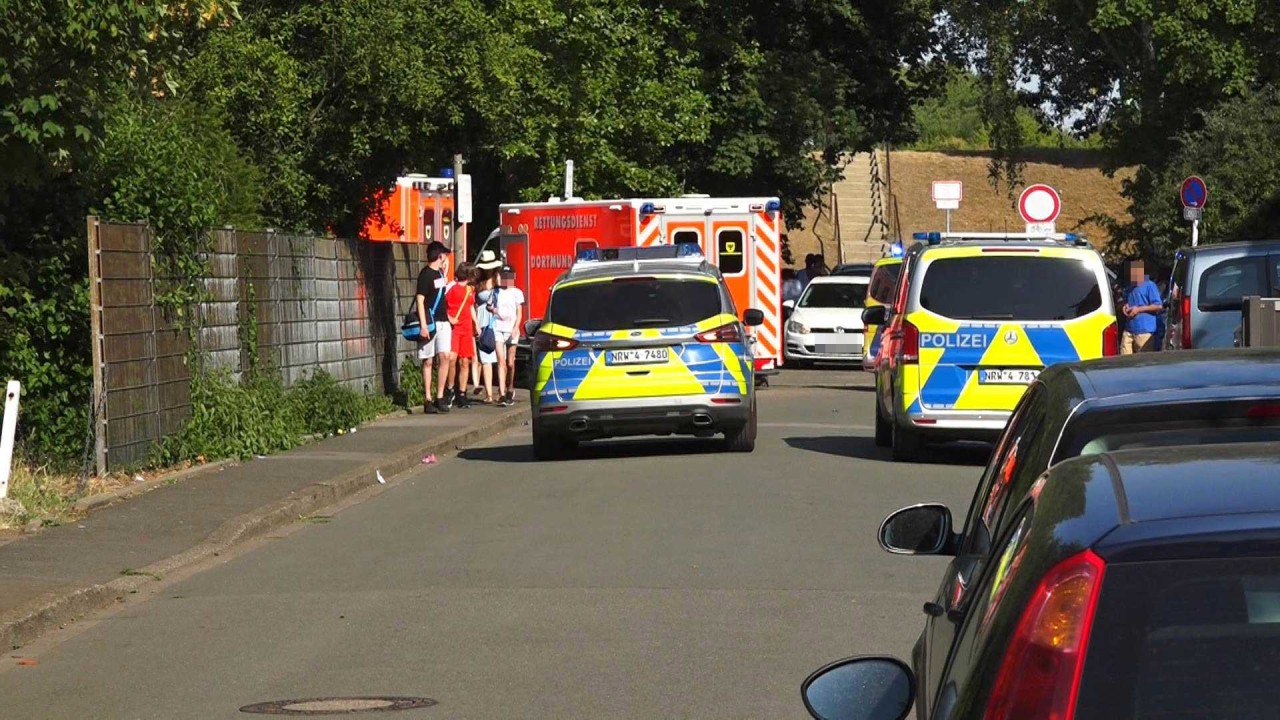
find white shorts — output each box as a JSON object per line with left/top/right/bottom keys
{"left": 416, "top": 320, "right": 453, "bottom": 359}
{"left": 495, "top": 330, "right": 512, "bottom": 351}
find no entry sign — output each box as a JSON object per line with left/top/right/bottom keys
{"left": 1018, "top": 184, "right": 1062, "bottom": 225}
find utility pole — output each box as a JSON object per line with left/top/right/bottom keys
{"left": 452, "top": 153, "right": 465, "bottom": 261}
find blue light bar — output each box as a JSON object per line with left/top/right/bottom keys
{"left": 888, "top": 240, "right": 905, "bottom": 257}
{"left": 1064, "top": 233, "right": 1077, "bottom": 242}
{"left": 765, "top": 199, "right": 781, "bottom": 214}
{"left": 927, "top": 232, "right": 942, "bottom": 245}
{"left": 675, "top": 243, "right": 703, "bottom": 257}
{"left": 640, "top": 202, "right": 656, "bottom": 216}
{"left": 574, "top": 246, "right": 698, "bottom": 264}
{"left": 912, "top": 232, "right": 928, "bottom": 241}
{"left": 576, "top": 248, "right": 601, "bottom": 261}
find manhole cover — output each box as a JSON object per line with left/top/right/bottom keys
{"left": 240, "top": 697, "right": 437, "bottom": 715}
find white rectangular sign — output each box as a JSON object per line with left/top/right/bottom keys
{"left": 457, "top": 174, "right": 473, "bottom": 224}
{"left": 1026, "top": 222, "right": 1056, "bottom": 235}
{"left": 932, "top": 180, "right": 963, "bottom": 210}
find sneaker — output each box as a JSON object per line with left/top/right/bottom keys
{"left": 455, "top": 395, "right": 472, "bottom": 409}
{"left": 504, "top": 390, "right": 516, "bottom": 404}
{"left": 435, "top": 397, "right": 452, "bottom": 413}
{"left": 423, "top": 401, "right": 439, "bottom": 415}
{"left": 500, "top": 396, "right": 515, "bottom": 407}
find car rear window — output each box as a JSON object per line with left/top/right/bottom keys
{"left": 918, "top": 256, "right": 1102, "bottom": 321}
{"left": 547, "top": 278, "right": 722, "bottom": 330}
{"left": 1197, "top": 256, "right": 1269, "bottom": 312}
{"left": 1077, "top": 556, "right": 1280, "bottom": 719}
{"left": 798, "top": 283, "right": 867, "bottom": 309}
{"left": 1059, "top": 401, "right": 1280, "bottom": 461}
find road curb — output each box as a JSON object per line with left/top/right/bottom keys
{"left": 0, "top": 405, "right": 526, "bottom": 651}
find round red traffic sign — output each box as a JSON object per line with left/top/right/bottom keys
{"left": 1018, "top": 184, "right": 1061, "bottom": 224}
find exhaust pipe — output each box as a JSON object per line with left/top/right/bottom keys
{"left": 569, "top": 418, "right": 588, "bottom": 433}
{"left": 692, "top": 413, "right": 713, "bottom": 427}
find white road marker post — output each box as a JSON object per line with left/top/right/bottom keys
{"left": 1, "top": 381, "right": 20, "bottom": 500}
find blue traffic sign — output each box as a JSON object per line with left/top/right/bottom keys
{"left": 1180, "top": 176, "right": 1208, "bottom": 209}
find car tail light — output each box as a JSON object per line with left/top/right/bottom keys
{"left": 533, "top": 332, "right": 579, "bottom": 353}
{"left": 901, "top": 320, "right": 920, "bottom": 364}
{"left": 1181, "top": 294, "right": 1192, "bottom": 349}
{"left": 1246, "top": 404, "right": 1280, "bottom": 419}
{"left": 984, "top": 549, "right": 1106, "bottom": 720}
{"left": 1102, "top": 322, "right": 1118, "bottom": 357}
{"left": 696, "top": 323, "right": 743, "bottom": 343}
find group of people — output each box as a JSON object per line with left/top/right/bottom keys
{"left": 781, "top": 253, "right": 828, "bottom": 303}
{"left": 414, "top": 243, "right": 525, "bottom": 413}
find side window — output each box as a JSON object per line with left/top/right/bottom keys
{"left": 1198, "top": 256, "right": 1266, "bottom": 311}
{"left": 960, "top": 383, "right": 1046, "bottom": 559}
{"left": 673, "top": 230, "right": 700, "bottom": 246}
{"left": 717, "top": 229, "right": 745, "bottom": 275}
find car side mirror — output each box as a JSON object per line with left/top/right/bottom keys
{"left": 862, "top": 306, "right": 887, "bottom": 326}
{"left": 878, "top": 503, "right": 956, "bottom": 556}
{"left": 783, "top": 299, "right": 796, "bottom": 310}
{"left": 802, "top": 656, "right": 915, "bottom": 720}
{"left": 524, "top": 319, "right": 543, "bottom": 337}
{"left": 743, "top": 309, "right": 765, "bottom": 327}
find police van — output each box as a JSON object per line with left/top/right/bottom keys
{"left": 524, "top": 245, "right": 764, "bottom": 460}
{"left": 865, "top": 232, "right": 1117, "bottom": 461}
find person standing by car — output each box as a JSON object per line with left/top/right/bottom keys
{"left": 473, "top": 251, "right": 504, "bottom": 404}
{"left": 494, "top": 266, "right": 525, "bottom": 406}
{"left": 415, "top": 241, "right": 452, "bottom": 414}
{"left": 1121, "top": 259, "right": 1163, "bottom": 354}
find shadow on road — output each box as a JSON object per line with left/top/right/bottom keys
{"left": 458, "top": 437, "right": 727, "bottom": 464}
{"left": 784, "top": 436, "right": 991, "bottom": 467}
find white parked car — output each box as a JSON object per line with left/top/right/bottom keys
{"left": 784, "top": 275, "right": 869, "bottom": 366}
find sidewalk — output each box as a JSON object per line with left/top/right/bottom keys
{"left": 0, "top": 392, "right": 527, "bottom": 650}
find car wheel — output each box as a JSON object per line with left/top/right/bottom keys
{"left": 874, "top": 402, "right": 892, "bottom": 447}
{"left": 891, "top": 419, "right": 922, "bottom": 462}
{"left": 723, "top": 401, "right": 757, "bottom": 453}
{"left": 532, "top": 422, "right": 573, "bottom": 461}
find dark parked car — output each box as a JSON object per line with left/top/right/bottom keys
{"left": 832, "top": 262, "right": 875, "bottom": 278}
{"left": 884, "top": 349, "right": 1280, "bottom": 719}
{"left": 803, "top": 443, "right": 1280, "bottom": 720}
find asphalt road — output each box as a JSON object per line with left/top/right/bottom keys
{"left": 0, "top": 369, "right": 986, "bottom": 719}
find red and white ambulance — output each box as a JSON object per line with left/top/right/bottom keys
{"left": 495, "top": 195, "right": 785, "bottom": 371}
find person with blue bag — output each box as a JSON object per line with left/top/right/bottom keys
{"left": 473, "top": 250, "right": 504, "bottom": 404}
{"left": 412, "top": 242, "right": 452, "bottom": 413}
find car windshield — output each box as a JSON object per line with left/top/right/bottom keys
{"left": 1078, "top": 556, "right": 1280, "bottom": 719}
{"left": 919, "top": 256, "right": 1103, "bottom": 321}
{"left": 547, "top": 277, "right": 722, "bottom": 330}
{"left": 799, "top": 283, "right": 867, "bottom": 309}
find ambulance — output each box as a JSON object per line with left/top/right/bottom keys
{"left": 865, "top": 232, "right": 1118, "bottom": 461}
{"left": 495, "top": 195, "right": 785, "bottom": 373}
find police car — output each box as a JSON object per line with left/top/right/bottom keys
{"left": 864, "top": 232, "right": 1117, "bottom": 461}
{"left": 524, "top": 245, "right": 764, "bottom": 460}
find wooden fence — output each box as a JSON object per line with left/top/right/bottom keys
{"left": 87, "top": 218, "right": 427, "bottom": 473}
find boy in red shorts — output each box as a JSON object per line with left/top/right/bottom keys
{"left": 445, "top": 263, "right": 478, "bottom": 408}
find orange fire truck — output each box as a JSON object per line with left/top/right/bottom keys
{"left": 496, "top": 195, "right": 785, "bottom": 371}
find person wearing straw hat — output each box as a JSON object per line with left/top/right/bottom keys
{"left": 473, "top": 250, "right": 505, "bottom": 403}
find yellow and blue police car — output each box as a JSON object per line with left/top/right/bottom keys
{"left": 865, "top": 232, "right": 1118, "bottom": 461}
{"left": 861, "top": 254, "right": 904, "bottom": 371}
{"left": 524, "top": 245, "right": 764, "bottom": 460}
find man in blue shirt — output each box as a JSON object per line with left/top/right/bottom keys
{"left": 1121, "top": 260, "right": 1163, "bottom": 354}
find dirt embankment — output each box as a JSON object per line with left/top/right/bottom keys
{"left": 888, "top": 150, "right": 1135, "bottom": 248}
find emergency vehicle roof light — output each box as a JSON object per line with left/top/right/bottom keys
{"left": 912, "top": 232, "right": 928, "bottom": 241}
{"left": 927, "top": 232, "right": 942, "bottom": 245}
{"left": 676, "top": 243, "right": 703, "bottom": 258}
{"left": 577, "top": 248, "right": 601, "bottom": 262}
{"left": 765, "top": 199, "right": 781, "bottom": 214}
{"left": 888, "top": 240, "right": 905, "bottom": 257}
{"left": 640, "top": 202, "right": 657, "bottom": 216}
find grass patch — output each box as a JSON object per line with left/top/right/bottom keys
{"left": 1, "top": 460, "right": 78, "bottom": 529}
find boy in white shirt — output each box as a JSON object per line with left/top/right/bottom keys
{"left": 492, "top": 267, "right": 525, "bottom": 406}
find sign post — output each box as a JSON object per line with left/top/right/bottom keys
{"left": 1, "top": 381, "right": 19, "bottom": 500}
{"left": 1018, "top": 184, "right": 1062, "bottom": 235}
{"left": 1180, "top": 176, "right": 1208, "bottom": 248}
{"left": 932, "top": 180, "right": 963, "bottom": 234}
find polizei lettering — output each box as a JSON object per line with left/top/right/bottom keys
{"left": 531, "top": 254, "right": 575, "bottom": 269}
{"left": 534, "top": 214, "right": 598, "bottom": 230}
{"left": 920, "top": 332, "right": 990, "bottom": 349}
